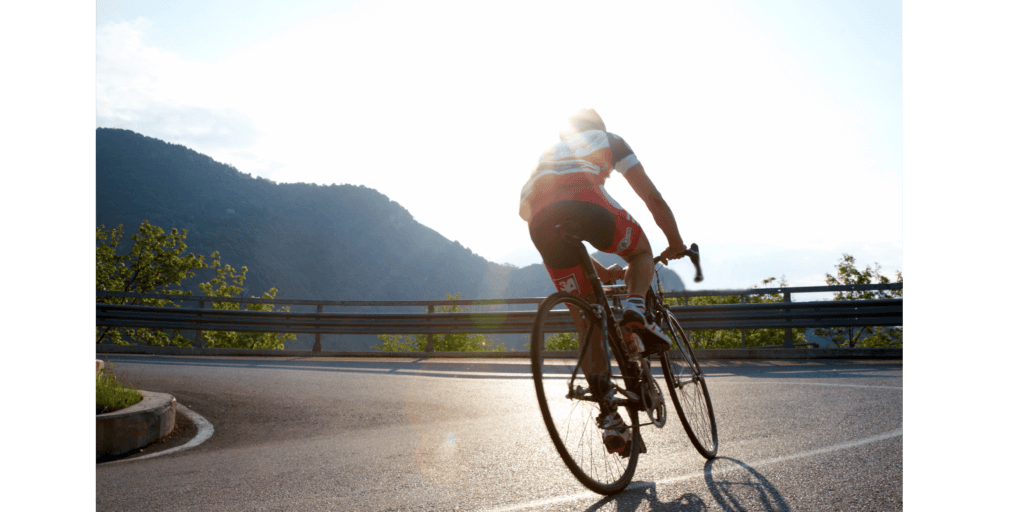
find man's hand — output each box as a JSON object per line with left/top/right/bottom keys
{"left": 602, "top": 264, "right": 626, "bottom": 284}
{"left": 657, "top": 243, "right": 688, "bottom": 265}
{"left": 594, "top": 260, "right": 626, "bottom": 284}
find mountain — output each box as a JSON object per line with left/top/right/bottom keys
{"left": 95, "top": 128, "right": 684, "bottom": 350}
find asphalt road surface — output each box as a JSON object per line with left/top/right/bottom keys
{"left": 96, "top": 355, "right": 902, "bottom": 511}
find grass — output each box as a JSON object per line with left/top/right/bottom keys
{"left": 96, "top": 362, "right": 143, "bottom": 415}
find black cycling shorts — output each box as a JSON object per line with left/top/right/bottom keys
{"left": 528, "top": 200, "right": 643, "bottom": 269}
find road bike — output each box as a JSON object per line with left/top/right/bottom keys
{"left": 530, "top": 225, "right": 718, "bottom": 495}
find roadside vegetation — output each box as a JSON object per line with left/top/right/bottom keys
{"left": 525, "top": 332, "right": 579, "bottom": 351}
{"left": 96, "top": 221, "right": 295, "bottom": 348}
{"left": 96, "top": 362, "right": 143, "bottom": 414}
{"left": 528, "top": 254, "right": 903, "bottom": 352}
{"left": 813, "top": 254, "right": 903, "bottom": 348}
{"left": 664, "top": 276, "right": 809, "bottom": 349}
{"left": 373, "top": 293, "right": 506, "bottom": 352}
{"left": 668, "top": 254, "right": 902, "bottom": 349}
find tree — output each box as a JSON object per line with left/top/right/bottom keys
{"left": 814, "top": 254, "right": 903, "bottom": 348}
{"left": 97, "top": 220, "right": 295, "bottom": 349}
{"left": 373, "top": 293, "right": 506, "bottom": 352}
{"left": 664, "top": 277, "right": 808, "bottom": 349}
{"left": 96, "top": 221, "right": 206, "bottom": 346}
{"left": 197, "top": 259, "right": 297, "bottom": 350}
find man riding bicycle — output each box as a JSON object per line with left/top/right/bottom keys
{"left": 520, "top": 108, "right": 690, "bottom": 454}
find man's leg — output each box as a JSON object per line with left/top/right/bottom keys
{"left": 622, "top": 232, "right": 654, "bottom": 297}
{"left": 570, "top": 303, "right": 607, "bottom": 383}
{"left": 616, "top": 224, "right": 672, "bottom": 354}
{"left": 569, "top": 300, "right": 631, "bottom": 454}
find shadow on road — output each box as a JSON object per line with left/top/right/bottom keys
{"left": 572, "top": 456, "right": 790, "bottom": 512}
{"left": 701, "top": 360, "right": 902, "bottom": 382}
{"left": 585, "top": 485, "right": 708, "bottom": 511}
{"left": 703, "top": 457, "right": 790, "bottom": 512}
{"left": 100, "top": 355, "right": 538, "bottom": 379}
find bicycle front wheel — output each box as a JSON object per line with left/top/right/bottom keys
{"left": 659, "top": 312, "right": 718, "bottom": 459}
{"left": 531, "top": 292, "right": 640, "bottom": 495}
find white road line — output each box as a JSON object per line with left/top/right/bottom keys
{"left": 485, "top": 429, "right": 903, "bottom": 512}
{"left": 98, "top": 403, "right": 214, "bottom": 465}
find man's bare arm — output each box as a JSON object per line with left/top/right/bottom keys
{"left": 623, "top": 163, "right": 687, "bottom": 262}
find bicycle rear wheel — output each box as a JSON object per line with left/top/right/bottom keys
{"left": 531, "top": 292, "right": 640, "bottom": 495}
{"left": 659, "top": 312, "right": 718, "bottom": 459}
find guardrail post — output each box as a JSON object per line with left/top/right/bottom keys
{"left": 426, "top": 304, "right": 435, "bottom": 353}
{"left": 783, "top": 291, "right": 794, "bottom": 348}
{"left": 312, "top": 304, "right": 323, "bottom": 352}
{"left": 740, "top": 295, "right": 746, "bottom": 348}
{"left": 193, "top": 300, "right": 205, "bottom": 348}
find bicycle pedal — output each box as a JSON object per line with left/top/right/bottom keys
{"left": 566, "top": 385, "right": 586, "bottom": 400}
{"left": 618, "top": 431, "right": 648, "bottom": 458}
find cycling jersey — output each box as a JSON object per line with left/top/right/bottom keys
{"left": 519, "top": 130, "right": 640, "bottom": 223}
{"left": 522, "top": 129, "right": 646, "bottom": 300}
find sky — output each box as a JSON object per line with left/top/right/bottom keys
{"left": 94, "top": 0, "right": 904, "bottom": 294}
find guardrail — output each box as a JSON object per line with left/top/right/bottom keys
{"left": 96, "top": 283, "right": 901, "bottom": 353}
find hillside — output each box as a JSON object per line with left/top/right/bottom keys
{"left": 95, "top": 128, "right": 684, "bottom": 350}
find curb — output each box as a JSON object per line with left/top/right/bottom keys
{"left": 97, "top": 390, "right": 176, "bottom": 460}
{"left": 99, "top": 403, "right": 215, "bottom": 465}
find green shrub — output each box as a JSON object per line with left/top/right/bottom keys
{"left": 96, "top": 363, "right": 143, "bottom": 414}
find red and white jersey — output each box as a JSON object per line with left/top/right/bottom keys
{"left": 519, "top": 130, "right": 641, "bottom": 222}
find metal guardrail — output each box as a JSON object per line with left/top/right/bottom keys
{"left": 661, "top": 282, "right": 902, "bottom": 298}
{"left": 668, "top": 299, "right": 902, "bottom": 330}
{"left": 96, "top": 304, "right": 543, "bottom": 335}
{"left": 95, "top": 282, "right": 901, "bottom": 306}
{"left": 96, "top": 283, "right": 901, "bottom": 352}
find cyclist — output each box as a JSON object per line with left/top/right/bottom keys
{"left": 520, "top": 108, "right": 689, "bottom": 454}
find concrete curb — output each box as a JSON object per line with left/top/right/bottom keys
{"left": 97, "top": 390, "right": 176, "bottom": 460}
{"left": 99, "top": 403, "right": 215, "bottom": 465}
{"left": 97, "top": 344, "right": 902, "bottom": 360}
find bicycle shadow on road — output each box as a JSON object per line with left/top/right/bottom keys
{"left": 582, "top": 482, "right": 708, "bottom": 512}
{"left": 576, "top": 456, "right": 790, "bottom": 512}
{"left": 703, "top": 457, "right": 790, "bottom": 512}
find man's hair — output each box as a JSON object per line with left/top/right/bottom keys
{"left": 560, "top": 108, "right": 606, "bottom": 139}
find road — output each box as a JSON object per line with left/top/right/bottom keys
{"left": 95, "top": 355, "right": 902, "bottom": 511}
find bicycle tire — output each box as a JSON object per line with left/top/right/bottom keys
{"left": 531, "top": 292, "right": 641, "bottom": 495}
{"left": 658, "top": 311, "right": 718, "bottom": 459}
